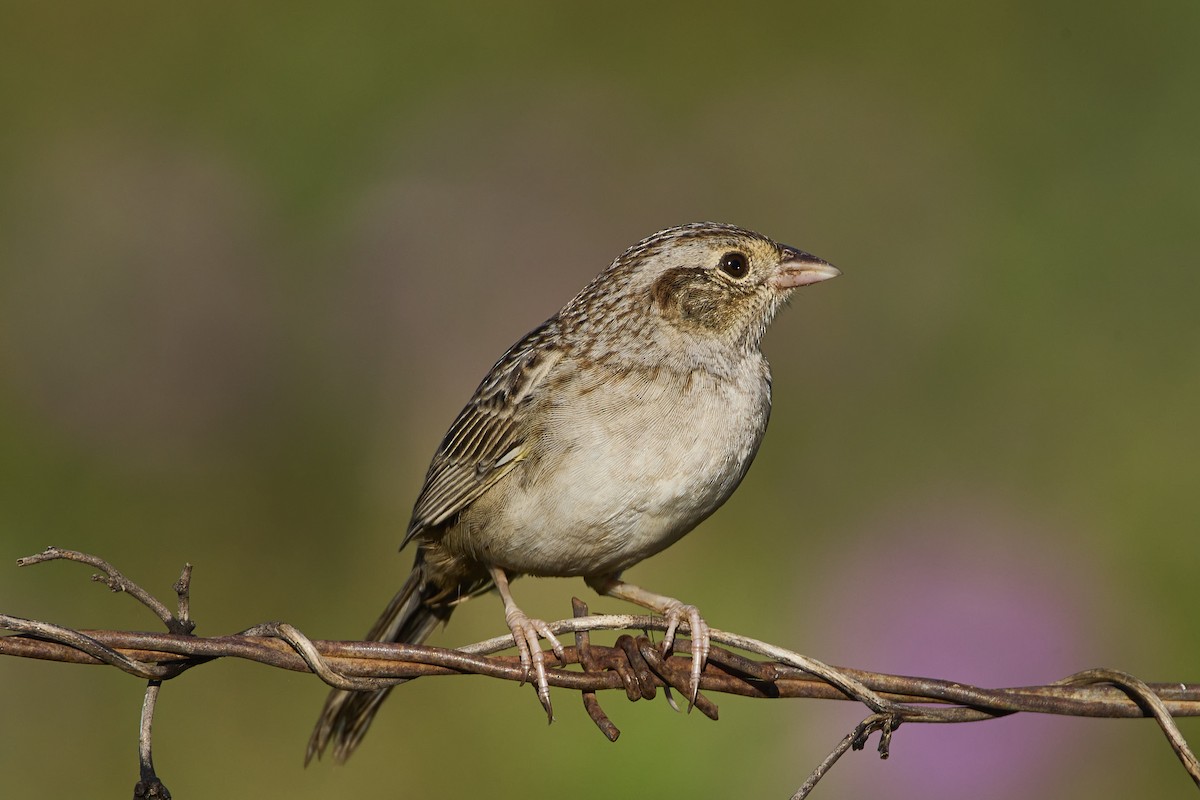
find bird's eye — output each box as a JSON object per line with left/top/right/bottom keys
{"left": 719, "top": 251, "right": 749, "bottom": 279}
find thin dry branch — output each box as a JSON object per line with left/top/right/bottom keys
{"left": 3, "top": 547, "right": 1199, "bottom": 798}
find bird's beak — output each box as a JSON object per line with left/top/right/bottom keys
{"left": 770, "top": 248, "right": 841, "bottom": 290}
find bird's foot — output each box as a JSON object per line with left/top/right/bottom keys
{"left": 658, "top": 599, "right": 710, "bottom": 708}
{"left": 503, "top": 605, "right": 565, "bottom": 721}
{"left": 587, "top": 576, "right": 712, "bottom": 710}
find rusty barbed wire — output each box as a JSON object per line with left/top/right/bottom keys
{"left": 3, "top": 547, "right": 1199, "bottom": 798}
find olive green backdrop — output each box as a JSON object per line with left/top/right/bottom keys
{"left": 2, "top": 3, "right": 1198, "bottom": 798}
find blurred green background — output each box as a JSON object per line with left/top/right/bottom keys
{"left": 2, "top": 2, "right": 1198, "bottom": 798}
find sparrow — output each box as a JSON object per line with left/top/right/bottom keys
{"left": 307, "top": 222, "right": 840, "bottom": 763}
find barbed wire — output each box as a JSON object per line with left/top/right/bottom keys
{"left": 2, "top": 547, "right": 1198, "bottom": 798}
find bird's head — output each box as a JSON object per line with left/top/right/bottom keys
{"left": 565, "top": 222, "right": 840, "bottom": 363}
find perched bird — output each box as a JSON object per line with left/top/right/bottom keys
{"left": 307, "top": 222, "right": 840, "bottom": 763}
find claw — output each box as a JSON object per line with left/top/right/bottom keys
{"left": 504, "top": 606, "right": 564, "bottom": 721}
{"left": 660, "top": 601, "right": 709, "bottom": 709}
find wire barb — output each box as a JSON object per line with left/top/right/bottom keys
{"left": 134, "top": 680, "right": 172, "bottom": 799}
{"left": 573, "top": 598, "right": 620, "bottom": 741}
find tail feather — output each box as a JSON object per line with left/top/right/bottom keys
{"left": 306, "top": 554, "right": 454, "bottom": 765}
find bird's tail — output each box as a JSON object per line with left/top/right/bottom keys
{"left": 306, "top": 551, "right": 457, "bottom": 765}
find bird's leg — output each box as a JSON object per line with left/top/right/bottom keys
{"left": 488, "top": 565, "right": 564, "bottom": 721}
{"left": 586, "top": 575, "right": 710, "bottom": 708}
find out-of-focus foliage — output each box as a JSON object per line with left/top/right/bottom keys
{"left": 1, "top": 3, "right": 1198, "bottom": 798}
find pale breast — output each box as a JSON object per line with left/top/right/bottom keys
{"left": 465, "top": 356, "right": 772, "bottom": 577}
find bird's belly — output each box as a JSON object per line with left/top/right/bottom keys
{"left": 471, "top": 366, "right": 770, "bottom": 577}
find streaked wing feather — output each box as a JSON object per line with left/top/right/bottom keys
{"left": 403, "top": 321, "right": 564, "bottom": 546}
